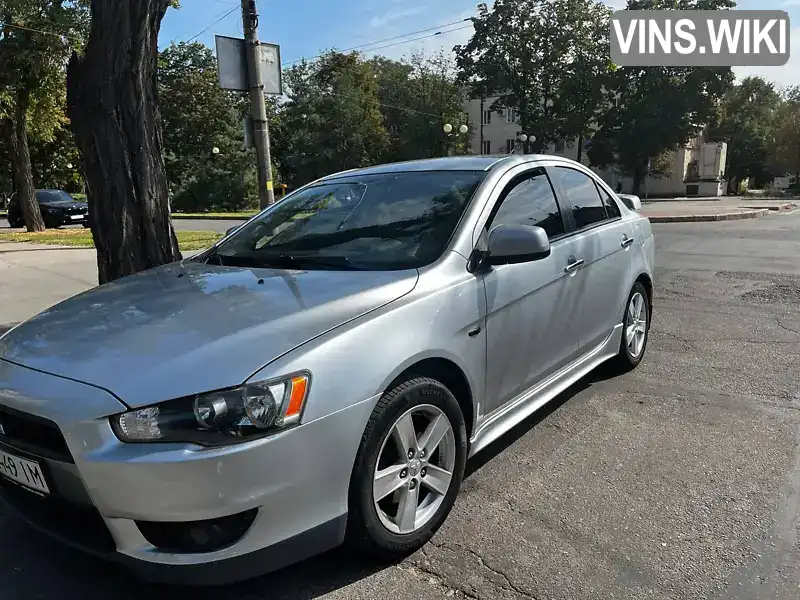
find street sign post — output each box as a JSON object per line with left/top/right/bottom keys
{"left": 215, "top": 36, "right": 283, "bottom": 95}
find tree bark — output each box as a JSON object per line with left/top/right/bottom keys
{"left": 66, "top": 0, "right": 181, "bottom": 285}
{"left": 9, "top": 90, "right": 46, "bottom": 232}
{"left": 576, "top": 135, "right": 583, "bottom": 163}
{"left": 632, "top": 163, "right": 645, "bottom": 196}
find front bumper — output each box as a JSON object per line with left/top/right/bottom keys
{"left": 0, "top": 358, "right": 378, "bottom": 584}
{"left": 46, "top": 212, "right": 89, "bottom": 226}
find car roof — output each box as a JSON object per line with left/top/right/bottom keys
{"left": 320, "top": 155, "right": 577, "bottom": 180}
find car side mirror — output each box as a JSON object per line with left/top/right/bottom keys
{"left": 617, "top": 193, "right": 642, "bottom": 210}
{"left": 487, "top": 224, "right": 551, "bottom": 266}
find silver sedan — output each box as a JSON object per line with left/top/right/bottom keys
{"left": 0, "top": 155, "right": 654, "bottom": 585}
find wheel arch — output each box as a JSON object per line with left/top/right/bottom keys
{"left": 634, "top": 272, "right": 653, "bottom": 321}
{"left": 382, "top": 356, "right": 476, "bottom": 441}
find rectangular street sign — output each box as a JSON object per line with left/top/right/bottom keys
{"left": 216, "top": 35, "right": 283, "bottom": 95}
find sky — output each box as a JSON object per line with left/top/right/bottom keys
{"left": 159, "top": 0, "right": 799, "bottom": 88}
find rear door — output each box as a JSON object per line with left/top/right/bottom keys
{"left": 548, "top": 165, "right": 633, "bottom": 356}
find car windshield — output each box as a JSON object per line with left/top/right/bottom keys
{"left": 210, "top": 170, "right": 486, "bottom": 271}
{"left": 36, "top": 190, "right": 75, "bottom": 204}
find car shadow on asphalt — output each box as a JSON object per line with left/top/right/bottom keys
{"left": 465, "top": 361, "right": 619, "bottom": 478}
{"left": 2, "top": 364, "right": 623, "bottom": 600}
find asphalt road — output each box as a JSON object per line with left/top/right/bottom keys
{"left": 0, "top": 216, "right": 244, "bottom": 233}
{"left": 2, "top": 211, "right": 800, "bottom": 600}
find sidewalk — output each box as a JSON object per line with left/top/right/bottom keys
{"left": 0, "top": 243, "right": 211, "bottom": 328}
{"left": 0, "top": 242, "right": 97, "bottom": 326}
{"left": 640, "top": 198, "right": 797, "bottom": 223}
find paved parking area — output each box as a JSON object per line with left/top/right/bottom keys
{"left": 1, "top": 212, "right": 800, "bottom": 599}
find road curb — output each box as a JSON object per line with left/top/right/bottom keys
{"left": 644, "top": 209, "right": 770, "bottom": 223}
{"left": 739, "top": 203, "right": 797, "bottom": 212}
{"left": 171, "top": 214, "right": 251, "bottom": 221}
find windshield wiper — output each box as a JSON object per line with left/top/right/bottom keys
{"left": 207, "top": 253, "right": 373, "bottom": 271}
{"left": 268, "top": 254, "right": 374, "bottom": 271}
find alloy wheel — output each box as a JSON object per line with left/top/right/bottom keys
{"left": 625, "top": 291, "right": 647, "bottom": 358}
{"left": 373, "top": 404, "right": 456, "bottom": 535}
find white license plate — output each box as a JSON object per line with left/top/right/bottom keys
{"left": 70, "top": 214, "right": 84, "bottom": 220}
{"left": 0, "top": 448, "right": 50, "bottom": 495}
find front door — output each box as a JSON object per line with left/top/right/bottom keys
{"left": 481, "top": 167, "right": 584, "bottom": 416}
{"left": 548, "top": 166, "right": 633, "bottom": 355}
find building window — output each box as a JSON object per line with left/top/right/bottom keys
{"left": 506, "top": 108, "right": 517, "bottom": 123}
{"left": 506, "top": 138, "right": 516, "bottom": 154}
{"left": 481, "top": 110, "right": 491, "bottom": 125}
{"left": 481, "top": 140, "right": 491, "bottom": 154}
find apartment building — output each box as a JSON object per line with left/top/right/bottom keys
{"left": 464, "top": 95, "right": 729, "bottom": 197}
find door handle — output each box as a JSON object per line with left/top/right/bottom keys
{"left": 621, "top": 236, "right": 635, "bottom": 248}
{"left": 564, "top": 259, "right": 585, "bottom": 273}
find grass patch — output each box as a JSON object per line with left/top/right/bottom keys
{"left": 0, "top": 229, "right": 222, "bottom": 251}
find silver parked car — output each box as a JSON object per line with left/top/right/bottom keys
{"left": 0, "top": 156, "right": 654, "bottom": 584}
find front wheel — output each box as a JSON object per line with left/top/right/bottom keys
{"left": 611, "top": 282, "right": 650, "bottom": 372}
{"left": 346, "top": 376, "right": 467, "bottom": 558}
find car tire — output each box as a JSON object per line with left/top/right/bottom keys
{"left": 611, "top": 281, "right": 650, "bottom": 372}
{"left": 346, "top": 376, "right": 467, "bottom": 560}
{"left": 8, "top": 218, "right": 23, "bottom": 228}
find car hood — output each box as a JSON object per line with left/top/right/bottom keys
{"left": 41, "top": 200, "right": 87, "bottom": 209}
{"left": 0, "top": 261, "right": 418, "bottom": 408}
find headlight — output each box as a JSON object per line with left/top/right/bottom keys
{"left": 110, "top": 372, "right": 310, "bottom": 446}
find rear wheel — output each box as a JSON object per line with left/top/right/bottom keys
{"left": 347, "top": 376, "right": 467, "bottom": 558}
{"left": 611, "top": 282, "right": 650, "bottom": 372}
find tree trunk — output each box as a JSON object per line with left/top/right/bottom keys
{"left": 9, "top": 90, "right": 46, "bottom": 232}
{"left": 66, "top": 0, "right": 181, "bottom": 285}
{"left": 576, "top": 135, "right": 583, "bottom": 163}
{"left": 632, "top": 163, "right": 645, "bottom": 196}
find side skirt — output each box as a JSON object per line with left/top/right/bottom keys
{"left": 468, "top": 323, "right": 623, "bottom": 458}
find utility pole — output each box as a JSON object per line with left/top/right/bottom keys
{"left": 241, "top": 0, "right": 275, "bottom": 208}
{"left": 479, "top": 96, "right": 484, "bottom": 154}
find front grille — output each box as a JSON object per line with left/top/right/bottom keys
{"left": 0, "top": 405, "right": 73, "bottom": 463}
{"left": 0, "top": 477, "right": 116, "bottom": 554}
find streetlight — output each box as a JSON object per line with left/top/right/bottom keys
{"left": 211, "top": 147, "right": 220, "bottom": 155}
{"left": 442, "top": 123, "right": 469, "bottom": 156}
{"left": 514, "top": 133, "right": 536, "bottom": 154}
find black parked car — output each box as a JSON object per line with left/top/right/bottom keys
{"left": 7, "top": 190, "right": 90, "bottom": 229}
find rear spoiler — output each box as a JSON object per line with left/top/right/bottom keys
{"left": 616, "top": 193, "right": 642, "bottom": 211}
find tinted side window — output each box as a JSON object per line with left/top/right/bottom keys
{"left": 490, "top": 168, "right": 564, "bottom": 239}
{"left": 596, "top": 183, "right": 621, "bottom": 219}
{"left": 553, "top": 167, "right": 607, "bottom": 229}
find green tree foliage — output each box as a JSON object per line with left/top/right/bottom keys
{"left": 770, "top": 86, "right": 800, "bottom": 188}
{"left": 553, "top": 0, "right": 614, "bottom": 162}
{"left": 158, "top": 41, "right": 263, "bottom": 212}
{"left": 0, "top": 0, "right": 88, "bottom": 230}
{"left": 587, "top": 0, "right": 735, "bottom": 193}
{"left": 456, "top": 0, "right": 612, "bottom": 154}
{"left": 276, "top": 52, "right": 390, "bottom": 187}
{"left": 371, "top": 51, "right": 470, "bottom": 161}
{"left": 707, "top": 76, "right": 782, "bottom": 190}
